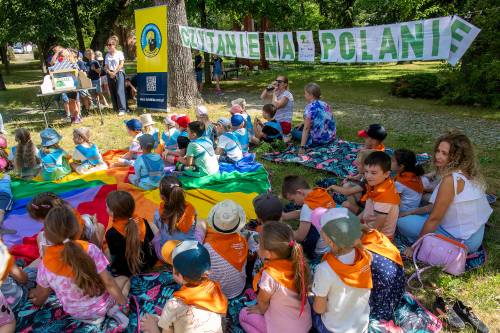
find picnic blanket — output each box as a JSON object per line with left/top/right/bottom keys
{"left": 262, "top": 139, "right": 431, "bottom": 178}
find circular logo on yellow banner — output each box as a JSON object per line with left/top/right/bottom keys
{"left": 141, "top": 23, "right": 162, "bottom": 58}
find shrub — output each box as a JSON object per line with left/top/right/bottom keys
{"left": 390, "top": 73, "right": 443, "bottom": 99}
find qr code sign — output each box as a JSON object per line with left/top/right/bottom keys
{"left": 146, "top": 76, "right": 157, "bottom": 92}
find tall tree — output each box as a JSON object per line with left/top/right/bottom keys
{"left": 89, "top": 0, "right": 132, "bottom": 51}
{"left": 198, "top": 0, "right": 212, "bottom": 86}
{"left": 70, "top": 0, "right": 86, "bottom": 52}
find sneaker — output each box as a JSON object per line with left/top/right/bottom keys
{"left": 433, "top": 296, "right": 465, "bottom": 331}
{"left": 64, "top": 115, "right": 72, "bottom": 123}
{"left": 107, "top": 304, "right": 129, "bottom": 329}
{"left": 453, "top": 300, "right": 489, "bottom": 333}
{"left": 73, "top": 117, "right": 82, "bottom": 124}
{"left": 118, "top": 111, "right": 126, "bottom": 116}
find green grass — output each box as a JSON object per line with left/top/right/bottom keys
{"left": 1, "top": 60, "right": 499, "bottom": 331}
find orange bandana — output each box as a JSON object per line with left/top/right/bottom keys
{"left": 373, "top": 144, "right": 385, "bottom": 151}
{"left": 253, "top": 258, "right": 296, "bottom": 292}
{"left": 159, "top": 201, "right": 196, "bottom": 233}
{"left": 322, "top": 249, "right": 373, "bottom": 289}
{"left": 204, "top": 228, "right": 248, "bottom": 272}
{"left": 173, "top": 279, "right": 228, "bottom": 314}
{"left": 110, "top": 215, "right": 146, "bottom": 241}
{"left": 43, "top": 240, "right": 89, "bottom": 277}
{"left": 361, "top": 230, "right": 403, "bottom": 266}
{"left": 395, "top": 171, "right": 423, "bottom": 194}
{"left": 361, "top": 178, "right": 400, "bottom": 205}
{"left": 304, "top": 188, "right": 336, "bottom": 210}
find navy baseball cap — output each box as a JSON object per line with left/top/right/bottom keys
{"left": 231, "top": 114, "right": 245, "bottom": 127}
{"left": 124, "top": 119, "right": 142, "bottom": 131}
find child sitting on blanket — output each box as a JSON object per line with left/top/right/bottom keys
{"left": 196, "top": 105, "right": 216, "bottom": 144}
{"left": 155, "top": 114, "right": 181, "bottom": 156}
{"left": 281, "top": 175, "right": 335, "bottom": 260}
{"left": 28, "top": 192, "right": 105, "bottom": 258}
{"left": 239, "top": 222, "right": 311, "bottom": 333}
{"left": 253, "top": 104, "right": 283, "bottom": 144}
{"left": 129, "top": 134, "right": 164, "bottom": 190}
{"left": 0, "top": 173, "right": 14, "bottom": 236}
{"left": 161, "top": 115, "right": 190, "bottom": 165}
{"left": 391, "top": 149, "right": 425, "bottom": 214}
{"left": 215, "top": 117, "right": 243, "bottom": 163}
{"left": 203, "top": 200, "right": 248, "bottom": 299}
{"left": 359, "top": 151, "right": 400, "bottom": 239}
{"left": 9, "top": 128, "right": 41, "bottom": 179}
{"left": 105, "top": 191, "right": 158, "bottom": 295}
{"left": 38, "top": 128, "right": 71, "bottom": 181}
{"left": 327, "top": 149, "right": 375, "bottom": 214}
{"left": 230, "top": 114, "right": 249, "bottom": 153}
{"left": 231, "top": 98, "right": 254, "bottom": 138}
{"left": 153, "top": 176, "right": 198, "bottom": 258}
{"left": 178, "top": 121, "right": 219, "bottom": 177}
{"left": 311, "top": 209, "right": 371, "bottom": 333}
{"left": 140, "top": 114, "right": 159, "bottom": 148}
{"left": 70, "top": 127, "right": 108, "bottom": 175}
{"left": 112, "top": 118, "right": 143, "bottom": 167}
{"left": 28, "top": 206, "right": 129, "bottom": 329}
{"left": 358, "top": 124, "right": 387, "bottom": 151}
{"left": 141, "top": 240, "right": 228, "bottom": 332}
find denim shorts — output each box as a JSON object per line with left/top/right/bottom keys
{"left": 195, "top": 70, "right": 203, "bottom": 83}
{"left": 92, "top": 79, "right": 102, "bottom": 93}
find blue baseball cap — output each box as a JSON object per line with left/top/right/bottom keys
{"left": 231, "top": 114, "right": 245, "bottom": 127}
{"left": 171, "top": 241, "right": 211, "bottom": 280}
{"left": 40, "top": 128, "right": 62, "bottom": 147}
{"left": 124, "top": 119, "right": 142, "bottom": 131}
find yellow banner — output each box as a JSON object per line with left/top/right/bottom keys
{"left": 135, "top": 5, "right": 168, "bottom": 73}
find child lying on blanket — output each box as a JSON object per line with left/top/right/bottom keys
{"left": 161, "top": 115, "right": 190, "bottom": 165}
{"left": 141, "top": 240, "right": 228, "bottom": 333}
{"left": 129, "top": 134, "right": 164, "bottom": 190}
{"left": 70, "top": 127, "right": 108, "bottom": 175}
{"left": 252, "top": 104, "right": 283, "bottom": 144}
{"left": 38, "top": 128, "right": 71, "bottom": 181}
{"left": 112, "top": 118, "right": 143, "bottom": 167}
{"left": 28, "top": 206, "right": 129, "bottom": 329}
{"left": 9, "top": 128, "right": 41, "bottom": 179}
{"left": 215, "top": 117, "right": 244, "bottom": 163}
{"left": 358, "top": 124, "right": 387, "bottom": 152}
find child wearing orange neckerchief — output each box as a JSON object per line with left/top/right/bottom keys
{"left": 204, "top": 200, "right": 248, "bottom": 299}
{"left": 141, "top": 240, "right": 228, "bottom": 333}
{"left": 28, "top": 206, "right": 129, "bottom": 328}
{"left": 357, "top": 123, "right": 387, "bottom": 152}
{"left": 239, "top": 221, "right": 311, "bottom": 333}
{"left": 359, "top": 151, "right": 400, "bottom": 239}
{"left": 281, "top": 175, "right": 336, "bottom": 260}
{"left": 391, "top": 149, "right": 425, "bottom": 214}
{"left": 312, "top": 208, "right": 372, "bottom": 333}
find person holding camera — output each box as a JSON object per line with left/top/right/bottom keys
{"left": 260, "top": 75, "right": 294, "bottom": 137}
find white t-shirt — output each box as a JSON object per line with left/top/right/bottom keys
{"left": 105, "top": 51, "right": 124, "bottom": 72}
{"left": 274, "top": 90, "right": 294, "bottom": 123}
{"left": 312, "top": 251, "right": 370, "bottom": 333}
{"left": 395, "top": 180, "right": 423, "bottom": 212}
{"left": 300, "top": 204, "right": 329, "bottom": 255}
{"left": 217, "top": 134, "right": 243, "bottom": 161}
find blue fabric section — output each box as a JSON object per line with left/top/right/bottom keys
{"left": 218, "top": 154, "right": 261, "bottom": 173}
{"left": 75, "top": 144, "right": 101, "bottom": 166}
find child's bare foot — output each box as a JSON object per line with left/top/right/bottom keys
{"left": 141, "top": 314, "right": 161, "bottom": 333}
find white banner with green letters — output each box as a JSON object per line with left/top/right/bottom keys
{"left": 178, "top": 16, "right": 480, "bottom": 65}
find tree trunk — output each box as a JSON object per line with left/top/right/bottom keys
{"left": 90, "top": 0, "right": 131, "bottom": 52}
{"left": 70, "top": 0, "right": 86, "bottom": 52}
{"left": 0, "top": 44, "right": 10, "bottom": 75}
{"left": 157, "top": 0, "right": 200, "bottom": 107}
{"left": 260, "top": 16, "right": 270, "bottom": 70}
{"left": 0, "top": 73, "right": 6, "bottom": 91}
{"left": 198, "top": 0, "right": 212, "bottom": 86}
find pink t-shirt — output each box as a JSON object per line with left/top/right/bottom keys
{"left": 259, "top": 271, "right": 312, "bottom": 333}
{"left": 36, "top": 243, "right": 115, "bottom": 320}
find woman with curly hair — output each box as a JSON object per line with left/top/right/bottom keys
{"left": 9, "top": 128, "right": 41, "bottom": 179}
{"left": 397, "top": 131, "right": 492, "bottom": 252}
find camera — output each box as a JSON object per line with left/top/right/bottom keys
{"left": 266, "top": 84, "right": 275, "bottom": 92}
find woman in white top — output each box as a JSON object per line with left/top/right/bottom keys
{"left": 260, "top": 75, "right": 294, "bottom": 136}
{"left": 397, "top": 131, "right": 492, "bottom": 252}
{"left": 104, "top": 35, "right": 127, "bottom": 116}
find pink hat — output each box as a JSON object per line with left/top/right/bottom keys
{"left": 0, "top": 136, "right": 7, "bottom": 149}
{"left": 230, "top": 105, "right": 243, "bottom": 114}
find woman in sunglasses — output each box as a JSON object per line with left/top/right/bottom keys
{"left": 260, "top": 75, "right": 294, "bottom": 138}
{"left": 104, "top": 35, "right": 127, "bottom": 116}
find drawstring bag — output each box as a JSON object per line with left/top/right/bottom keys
{"left": 408, "top": 233, "right": 467, "bottom": 288}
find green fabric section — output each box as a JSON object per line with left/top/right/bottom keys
{"left": 179, "top": 168, "right": 270, "bottom": 194}
{"left": 11, "top": 178, "right": 106, "bottom": 200}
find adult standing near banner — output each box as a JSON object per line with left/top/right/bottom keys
{"left": 105, "top": 35, "right": 127, "bottom": 116}
{"left": 260, "top": 75, "right": 294, "bottom": 138}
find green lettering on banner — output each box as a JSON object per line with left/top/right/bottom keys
{"left": 339, "top": 31, "right": 355, "bottom": 60}
{"left": 247, "top": 33, "right": 260, "bottom": 58}
{"left": 188, "top": 28, "right": 197, "bottom": 49}
{"left": 264, "top": 34, "right": 278, "bottom": 60}
{"left": 180, "top": 26, "right": 191, "bottom": 48}
{"left": 320, "top": 32, "right": 336, "bottom": 61}
{"left": 379, "top": 27, "right": 398, "bottom": 60}
{"left": 205, "top": 31, "right": 215, "bottom": 53}
{"left": 359, "top": 30, "right": 373, "bottom": 61}
{"left": 432, "top": 20, "right": 440, "bottom": 56}
{"left": 216, "top": 32, "right": 226, "bottom": 55}
{"left": 281, "top": 33, "right": 295, "bottom": 60}
{"left": 197, "top": 29, "right": 206, "bottom": 52}
{"left": 401, "top": 23, "right": 423, "bottom": 58}
{"left": 225, "top": 33, "right": 237, "bottom": 57}
{"left": 239, "top": 33, "right": 246, "bottom": 56}
{"left": 450, "top": 19, "right": 472, "bottom": 53}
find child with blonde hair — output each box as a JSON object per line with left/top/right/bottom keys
{"left": 155, "top": 114, "right": 180, "bottom": 155}
{"left": 140, "top": 114, "right": 159, "bottom": 146}
{"left": 239, "top": 221, "right": 311, "bottom": 333}
{"left": 70, "top": 127, "right": 108, "bottom": 175}
{"left": 9, "top": 128, "right": 41, "bottom": 179}
{"left": 195, "top": 105, "right": 216, "bottom": 143}
{"left": 38, "top": 128, "right": 71, "bottom": 181}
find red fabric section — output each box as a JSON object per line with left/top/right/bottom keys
{"left": 279, "top": 121, "right": 292, "bottom": 135}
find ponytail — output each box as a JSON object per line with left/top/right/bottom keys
{"left": 394, "top": 149, "right": 425, "bottom": 176}
{"left": 291, "top": 241, "right": 310, "bottom": 315}
{"left": 159, "top": 176, "right": 186, "bottom": 234}
{"left": 125, "top": 217, "right": 143, "bottom": 275}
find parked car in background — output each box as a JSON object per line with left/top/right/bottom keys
{"left": 13, "top": 46, "right": 24, "bottom": 54}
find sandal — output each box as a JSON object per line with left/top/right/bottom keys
{"left": 433, "top": 296, "right": 465, "bottom": 331}
{"left": 453, "top": 300, "right": 489, "bottom": 333}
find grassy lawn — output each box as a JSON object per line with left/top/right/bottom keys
{"left": 1, "top": 60, "right": 499, "bottom": 331}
